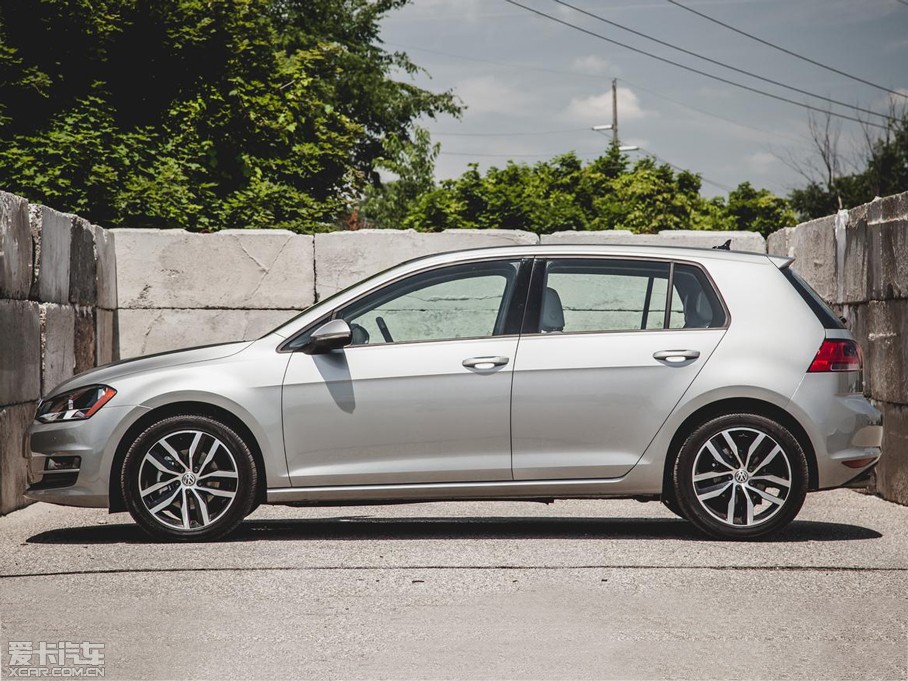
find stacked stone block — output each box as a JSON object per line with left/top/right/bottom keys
{"left": 768, "top": 191, "right": 908, "bottom": 505}
{"left": 112, "top": 229, "right": 316, "bottom": 358}
{"left": 0, "top": 192, "right": 117, "bottom": 514}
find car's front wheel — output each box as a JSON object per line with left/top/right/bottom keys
{"left": 121, "top": 414, "right": 258, "bottom": 542}
{"left": 672, "top": 413, "right": 808, "bottom": 540}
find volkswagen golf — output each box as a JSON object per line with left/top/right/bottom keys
{"left": 26, "top": 244, "right": 883, "bottom": 541}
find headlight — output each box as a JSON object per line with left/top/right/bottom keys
{"left": 36, "top": 385, "right": 117, "bottom": 423}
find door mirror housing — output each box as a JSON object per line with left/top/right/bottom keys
{"left": 301, "top": 319, "right": 352, "bottom": 355}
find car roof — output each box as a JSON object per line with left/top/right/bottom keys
{"left": 392, "top": 243, "right": 791, "bottom": 269}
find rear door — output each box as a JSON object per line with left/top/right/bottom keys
{"left": 511, "top": 257, "right": 727, "bottom": 480}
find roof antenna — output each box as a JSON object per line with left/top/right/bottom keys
{"left": 713, "top": 239, "right": 732, "bottom": 250}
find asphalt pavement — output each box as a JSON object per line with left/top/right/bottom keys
{"left": 1, "top": 489, "right": 906, "bottom": 680}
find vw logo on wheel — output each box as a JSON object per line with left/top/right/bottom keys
{"left": 181, "top": 472, "right": 197, "bottom": 486}
{"left": 734, "top": 469, "right": 749, "bottom": 483}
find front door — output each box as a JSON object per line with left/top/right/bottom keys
{"left": 282, "top": 258, "right": 527, "bottom": 487}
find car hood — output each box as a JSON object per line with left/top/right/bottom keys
{"left": 47, "top": 341, "right": 253, "bottom": 397}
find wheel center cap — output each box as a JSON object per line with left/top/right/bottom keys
{"left": 181, "top": 472, "right": 197, "bottom": 486}
{"left": 734, "top": 469, "right": 749, "bottom": 484}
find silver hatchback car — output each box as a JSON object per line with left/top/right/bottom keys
{"left": 27, "top": 245, "right": 883, "bottom": 541}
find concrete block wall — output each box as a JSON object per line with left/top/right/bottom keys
{"left": 540, "top": 229, "right": 766, "bottom": 252}
{"left": 114, "top": 227, "right": 764, "bottom": 357}
{"left": 112, "top": 229, "right": 316, "bottom": 358}
{"left": 0, "top": 192, "right": 117, "bottom": 514}
{"left": 768, "top": 191, "right": 908, "bottom": 506}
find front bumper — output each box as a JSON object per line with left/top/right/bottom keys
{"left": 25, "top": 405, "right": 147, "bottom": 508}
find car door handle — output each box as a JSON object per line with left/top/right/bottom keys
{"left": 653, "top": 349, "right": 701, "bottom": 362}
{"left": 462, "top": 356, "right": 510, "bottom": 370}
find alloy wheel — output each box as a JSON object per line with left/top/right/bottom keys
{"left": 691, "top": 427, "right": 793, "bottom": 527}
{"left": 137, "top": 430, "right": 239, "bottom": 530}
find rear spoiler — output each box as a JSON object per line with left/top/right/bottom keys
{"left": 769, "top": 255, "right": 794, "bottom": 269}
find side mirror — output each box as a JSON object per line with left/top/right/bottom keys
{"left": 301, "top": 319, "right": 352, "bottom": 355}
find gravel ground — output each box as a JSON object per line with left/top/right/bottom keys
{"left": 1, "top": 489, "right": 906, "bottom": 680}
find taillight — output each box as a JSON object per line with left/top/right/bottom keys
{"left": 807, "top": 339, "right": 863, "bottom": 373}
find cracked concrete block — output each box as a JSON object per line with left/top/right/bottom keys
{"left": 839, "top": 303, "right": 872, "bottom": 396}
{"left": 879, "top": 191, "right": 908, "bottom": 223}
{"left": 767, "top": 227, "right": 795, "bottom": 258}
{"left": 0, "top": 191, "right": 33, "bottom": 300}
{"left": 29, "top": 205, "right": 73, "bottom": 304}
{"left": 540, "top": 230, "right": 635, "bottom": 245}
{"left": 841, "top": 208, "right": 872, "bottom": 305}
{"left": 788, "top": 215, "right": 837, "bottom": 303}
{"left": 875, "top": 401, "right": 908, "bottom": 506}
{"left": 862, "top": 299, "right": 908, "bottom": 406}
{"left": 40, "top": 303, "right": 75, "bottom": 396}
{"left": 541, "top": 230, "right": 768, "bottom": 251}
{"left": 871, "top": 219, "right": 908, "bottom": 301}
{"left": 93, "top": 225, "right": 118, "bottom": 310}
{"left": 74, "top": 307, "right": 96, "bottom": 375}
{"left": 314, "top": 229, "right": 538, "bottom": 299}
{"left": 0, "top": 299, "right": 41, "bottom": 406}
{"left": 69, "top": 217, "right": 98, "bottom": 306}
{"left": 0, "top": 401, "right": 36, "bottom": 515}
{"left": 117, "top": 308, "right": 295, "bottom": 358}
{"left": 96, "top": 308, "right": 117, "bottom": 366}
{"left": 113, "top": 229, "right": 314, "bottom": 310}
{"left": 541, "top": 230, "right": 766, "bottom": 253}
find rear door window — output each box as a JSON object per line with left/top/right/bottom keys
{"left": 527, "top": 258, "right": 726, "bottom": 334}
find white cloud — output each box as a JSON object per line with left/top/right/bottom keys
{"left": 569, "top": 55, "right": 619, "bottom": 77}
{"left": 745, "top": 151, "right": 778, "bottom": 175}
{"left": 564, "top": 87, "right": 655, "bottom": 124}
{"left": 454, "top": 76, "right": 534, "bottom": 115}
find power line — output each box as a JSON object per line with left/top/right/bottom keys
{"left": 391, "top": 41, "right": 813, "bottom": 148}
{"left": 502, "top": 0, "right": 889, "bottom": 130}
{"left": 434, "top": 128, "right": 588, "bottom": 137}
{"left": 384, "top": 41, "right": 603, "bottom": 81}
{"left": 666, "top": 0, "right": 908, "bottom": 100}
{"left": 636, "top": 147, "right": 734, "bottom": 192}
{"left": 618, "top": 77, "right": 811, "bottom": 147}
{"left": 548, "top": 0, "right": 890, "bottom": 120}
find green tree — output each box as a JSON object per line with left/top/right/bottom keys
{"left": 390, "top": 148, "right": 787, "bottom": 235}
{"left": 0, "top": 0, "right": 459, "bottom": 231}
{"left": 359, "top": 126, "right": 440, "bottom": 229}
{"left": 789, "top": 111, "right": 908, "bottom": 220}
{"left": 724, "top": 182, "right": 797, "bottom": 238}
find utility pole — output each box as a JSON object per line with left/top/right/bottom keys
{"left": 592, "top": 79, "right": 637, "bottom": 152}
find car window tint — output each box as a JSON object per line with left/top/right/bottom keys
{"left": 668, "top": 264, "right": 726, "bottom": 329}
{"left": 542, "top": 259, "right": 670, "bottom": 333}
{"left": 341, "top": 261, "right": 519, "bottom": 345}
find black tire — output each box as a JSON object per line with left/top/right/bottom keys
{"left": 121, "top": 414, "right": 258, "bottom": 542}
{"left": 661, "top": 493, "right": 687, "bottom": 520}
{"left": 672, "top": 413, "right": 808, "bottom": 540}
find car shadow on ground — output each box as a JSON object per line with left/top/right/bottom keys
{"left": 26, "top": 516, "right": 882, "bottom": 545}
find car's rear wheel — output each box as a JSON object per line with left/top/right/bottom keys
{"left": 121, "top": 414, "right": 257, "bottom": 542}
{"left": 661, "top": 494, "right": 687, "bottom": 520}
{"left": 673, "top": 413, "right": 808, "bottom": 540}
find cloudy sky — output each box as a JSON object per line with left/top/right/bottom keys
{"left": 379, "top": 0, "right": 908, "bottom": 196}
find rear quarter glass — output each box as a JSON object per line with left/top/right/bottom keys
{"left": 783, "top": 268, "right": 845, "bottom": 330}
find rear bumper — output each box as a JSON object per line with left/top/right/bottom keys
{"left": 788, "top": 373, "right": 883, "bottom": 490}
